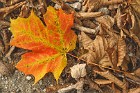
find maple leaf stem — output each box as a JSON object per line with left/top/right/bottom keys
{"left": 66, "top": 52, "right": 134, "bottom": 78}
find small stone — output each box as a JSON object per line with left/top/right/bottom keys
{"left": 98, "top": 7, "right": 110, "bottom": 15}
{"left": 11, "top": 92, "right": 15, "bottom": 93}
{"left": 50, "top": 84, "right": 53, "bottom": 86}
{"left": 5, "top": 81, "right": 8, "bottom": 84}
{"left": 39, "top": 80, "right": 42, "bottom": 85}
{"left": 4, "top": 76, "right": 7, "bottom": 80}
{"left": 43, "top": 89, "right": 46, "bottom": 92}
{"left": 5, "top": 86, "right": 7, "bottom": 89}
{"left": 1, "top": 77, "right": 4, "bottom": 80}
{"left": 79, "top": 0, "right": 83, "bottom": 3}
{"left": 12, "top": 83, "right": 15, "bottom": 86}
{"left": 69, "top": 2, "right": 81, "bottom": 11}
{"left": 33, "top": 88, "right": 36, "bottom": 91}
{"left": 128, "top": 52, "right": 133, "bottom": 56}
{"left": 54, "top": 4, "right": 61, "bottom": 9}
{"left": 26, "top": 76, "right": 32, "bottom": 80}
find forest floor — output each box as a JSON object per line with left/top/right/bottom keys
{"left": 0, "top": 0, "right": 140, "bottom": 93}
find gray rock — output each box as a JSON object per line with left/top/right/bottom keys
{"left": 69, "top": 2, "right": 82, "bottom": 11}
{"left": 26, "top": 75, "right": 32, "bottom": 81}
{"left": 54, "top": 4, "right": 61, "bottom": 9}
{"left": 98, "top": 7, "right": 110, "bottom": 15}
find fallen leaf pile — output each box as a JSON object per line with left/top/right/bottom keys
{"left": 76, "top": 0, "right": 140, "bottom": 92}
{"left": 10, "top": 6, "right": 77, "bottom": 84}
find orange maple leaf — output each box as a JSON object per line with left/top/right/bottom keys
{"left": 10, "top": 6, "right": 77, "bottom": 84}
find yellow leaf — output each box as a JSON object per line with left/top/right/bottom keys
{"left": 10, "top": 6, "right": 77, "bottom": 84}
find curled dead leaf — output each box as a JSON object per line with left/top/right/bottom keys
{"left": 117, "top": 37, "right": 126, "bottom": 67}
{"left": 70, "top": 64, "right": 87, "bottom": 79}
{"left": 128, "top": 1, "right": 140, "bottom": 45}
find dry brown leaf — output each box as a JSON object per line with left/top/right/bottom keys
{"left": 85, "top": 0, "right": 99, "bottom": 12}
{"left": 117, "top": 37, "right": 126, "bottom": 66}
{"left": 115, "top": 7, "right": 127, "bottom": 29}
{"left": 106, "top": 47, "right": 118, "bottom": 69}
{"left": 94, "top": 70, "right": 126, "bottom": 89}
{"left": 129, "top": 87, "right": 140, "bottom": 93}
{"left": 95, "top": 15, "right": 114, "bottom": 29}
{"left": 129, "top": 1, "right": 140, "bottom": 45}
{"left": 80, "top": 32, "right": 113, "bottom": 67}
{"left": 134, "top": 68, "right": 140, "bottom": 78}
{"left": 80, "top": 30, "right": 125, "bottom": 69}
{"left": 0, "top": 61, "right": 9, "bottom": 75}
{"left": 82, "top": 20, "right": 97, "bottom": 29}
{"left": 82, "top": 0, "right": 123, "bottom": 12}
{"left": 64, "top": 0, "right": 77, "bottom": 3}
{"left": 125, "top": 72, "right": 140, "bottom": 84}
{"left": 94, "top": 79, "right": 113, "bottom": 85}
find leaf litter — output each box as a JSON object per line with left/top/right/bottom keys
{"left": 0, "top": 0, "right": 140, "bottom": 93}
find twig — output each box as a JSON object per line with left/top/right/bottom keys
{"left": 73, "top": 23, "right": 99, "bottom": 34}
{"left": 0, "top": 1, "right": 26, "bottom": 17}
{"left": 5, "top": 46, "right": 15, "bottom": 58}
{"left": 37, "top": 0, "right": 47, "bottom": 14}
{"left": 0, "top": 20, "right": 10, "bottom": 26}
{"left": 82, "top": 20, "right": 97, "bottom": 29}
{"left": 94, "top": 70, "right": 126, "bottom": 89}
{"left": 58, "top": 78, "right": 84, "bottom": 93}
{"left": 102, "top": 0, "right": 124, "bottom": 6}
{"left": 0, "top": 20, "right": 10, "bottom": 30}
{"left": 1, "top": 31, "right": 10, "bottom": 53}
{"left": 76, "top": 12, "right": 104, "bottom": 19}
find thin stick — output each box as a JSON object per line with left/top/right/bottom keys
{"left": 73, "top": 23, "right": 99, "bottom": 34}
{"left": 103, "top": 0, "right": 124, "bottom": 6}
{"left": 0, "top": 1, "right": 26, "bottom": 13}
{"left": 0, "top": 20, "right": 10, "bottom": 26}
{"left": 5, "top": 46, "right": 15, "bottom": 58}
{"left": 76, "top": 12, "right": 104, "bottom": 19}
